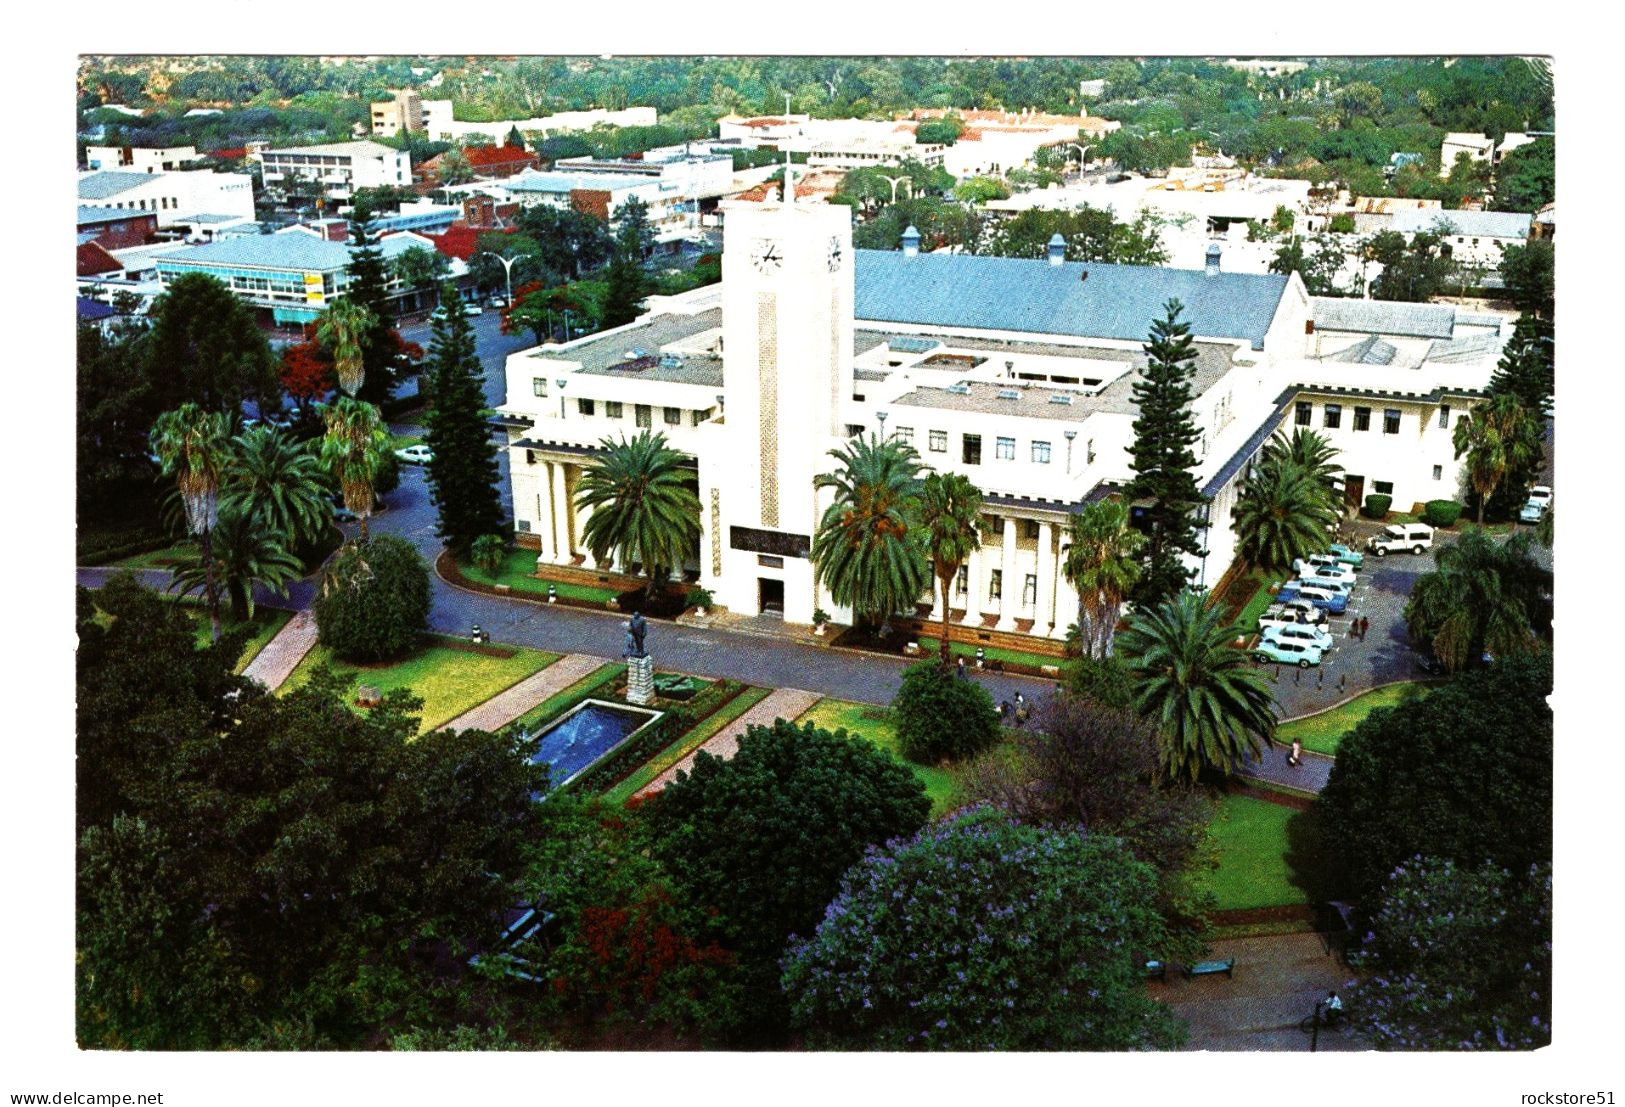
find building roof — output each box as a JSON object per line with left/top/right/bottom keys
{"left": 152, "top": 230, "right": 421, "bottom": 272}
{"left": 78, "top": 204, "right": 154, "bottom": 226}
{"left": 77, "top": 297, "right": 117, "bottom": 321}
{"left": 78, "top": 241, "right": 122, "bottom": 276}
{"left": 262, "top": 139, "right": 401, "bottom": 159}
{"left": 533, "top": 308, "right": 724, "bottom": 380}
{"left": 1327, "top": 335, "right": 1399, "bottom": 365}
{"left": 505, "top": 170, "right": 650, "bottom": 195}
{"left": 1311, "top": 297, "right": 1456, "bottom": 340}
{"left": 1202, "top": 393, "right": 1294, "bottom": 498}
{"left": 78, "top": 171, "right": 158, "bottom": 200}
{"left": 464, "top": 144, "right": 536, "bottom": 168}
{"left": 1390, "top": 209, "right": 1532, "bottom": 239}
{"left": 1425, "top": 332, "right": 1504, "bottom": 364}
{"left": 854, "top": 250, "right": 1290, "bottom": 350}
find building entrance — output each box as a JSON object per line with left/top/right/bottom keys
{"left": 758, "top": 578, "right": 785, "bottom": 617}
{"left": 1343, "top": 474, "right": 1365, "bottom": 514}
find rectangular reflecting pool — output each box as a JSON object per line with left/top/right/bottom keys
{"left": 531, "top": 699, "right": 663, "bottom": 789}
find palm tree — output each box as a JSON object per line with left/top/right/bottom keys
{"left": 1404, "top": 528, "right": 1550, "bottom": 672}
{"left": 812, "top": 435, "right": 930, "bottom": 633}
{"left": 319, "top": 396, "right": 388, "bottom": 540}
{"left": 916, "top": 471, "right": 983, "bottom": 666}
{"left": 1232, "top": 460, "right": 1343, "bottom": 575}
{"left": 1115, "top": 592, "right": 1278, "bottom": 782}
{"left": 1258, "top": 427, "right": 1343, "bottom": 514}
{"left": 1453, "top": 393, "right": 1541, "bottom": 524}
{"left": 575, "top": 430, "right": 701, "bottom": 595}
{"left": 150, "top": 404, "right": 232, "bottom": 642}
{"left": 1063, "top": 498, "right": 1145, "bottom": 659}
{"left": 317, "top": 298, "right": 376, "bottom": 397}
{"left": 170, "top": 507, "right": 302, "bottom": 624}
{"left": 221, "top": 425, "right": 332, "bottom": 553}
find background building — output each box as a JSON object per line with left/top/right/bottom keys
{"left": 255, "top": 140, "right": 412, "bottom": 204}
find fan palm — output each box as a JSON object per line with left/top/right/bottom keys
{"left": 317, "top": 297, "right": 376, "bottom": 397}
{"left": 1404, "top": 528, "right": 1549, "bottom": 672}
{"left": 916, "top": 471, "right": 983, "bottom": 666}
{"left": 319, "top": 396, "right": 388, "bottom": 540}
{"left": 170, "top": 507, "right": 302, "bottom": 623}
{"left": 1115, "top": 591, "right": 1278, "bottom": 782}
{"left": 221, "top": 425, "right": 332, "bottom": 552}
{"left": 575, "top": 430, "right": 701, "bottom": 594}
{"left": 812, "top": 435, "right": 930, "bottom": 632}
{"left": 1453, "top": 393, "right": 1541, "bottom": 524}
{"left": 150, "top": 404, "right": 232, "bottom": 641}
{"left": 1232, "top": 459, "right": 1343, "bottom": 575}
{"left": 1063, "top": 498, "right": 1145, "bottom": 659}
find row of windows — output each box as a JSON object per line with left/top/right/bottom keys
{"left": 1297, "top": 400, "right": 1404, "bottom": 435}
{"left": 106, "top": 196, "right": 179, "bottom": 211}
{"left": 530, "top": 379, "right": 709, "bottom": 427}
{"left": 892, "top": 426, "right": 1083, "bottom": 467}
{"left": 951, "top": 566, "right": 1040, "bottom": 606}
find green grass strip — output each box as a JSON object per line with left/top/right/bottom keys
{"left": 913, "top": 636, "right": 1061, "bottom": 670}
{"left": 458, "top": 549, "right": 627, "bottom": 604}
{"left": 1196, "top": 793, "right": 1309, "bottom": 912}
{"left": 795, "top": 699, "right": 964, "bottom": 817}
{"left": 602, "top": 685, "right": 771, "bottom": 804}
{"left": 186, "top": 607, "right": 292, "bottom": 674}
{"left": 1234, "top": 576, "right": 1280, "bottom": 636}
{"left": 1277, "top": 681, "right": 1437, "bottom": 756}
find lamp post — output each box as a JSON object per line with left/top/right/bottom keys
{"left": 878, "top": 173, "right": 911, "bottom": 205}
{"left": 1064, "top": 429, "right": 1077, "bottom": 473}
{"left": 1066, "top": 143, "right": 1094, "bottom": 171}
{"left": 875, "top": 410, "right": 888, "bottom": 441}
{"left": 477, "top": 250, "right": 530, "bottom": 308}
{"left": 556, "top": 377, "right": 567, "bottom": 421}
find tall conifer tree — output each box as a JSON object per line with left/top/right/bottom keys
{"left": 1125, "top": 299, "right": 1206, "bottom": 607}
{"left": 343, "top": 211, "right": 397, "bottom": 407}
{"left": 423, "top": 288, "right": 506, "bottom": 555}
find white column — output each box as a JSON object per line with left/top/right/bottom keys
{"left": 1055, "top": 567, "right": 1081, "bottom": 645}
{"left": 995, "top": 516, "right": 1019, "bottom": 631}
{"left": 550, "top": 461, "right": 572, "bottom": 564}
{"left": 963, "top": 544, "right": 983, "bottom": 625}
{"left": 1034, "top": 521, "right": 1055, "bottom": 638}
{"left": 537, "top": 473, "right": 557, "bottom": 564}
{"left": 571, "top": 466, "right": 593, "bottom": 564}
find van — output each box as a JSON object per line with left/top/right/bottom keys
{"left": 1367, "top": 523, "right": 1435, "bottom": 557}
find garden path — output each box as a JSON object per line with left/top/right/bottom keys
{"left": 241, "top": 610, "right": 319, "bottom": 691}
{"left": 442, "top": 653, "right": 603, "bottom": 734}
{"left": 637, "top": 686, "right": 821, "bottom": 796}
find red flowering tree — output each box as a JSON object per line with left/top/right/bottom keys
{"left": 279, "top": 340, "right": 333, "bottom": 404}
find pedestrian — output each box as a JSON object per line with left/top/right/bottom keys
{"left": 1359, "top": 616, "right": 1370, "bottom": 640}
{"left": 956, "top": 655, "right": 968, "bottom": 681}
{"left": 1289, "top": 737, "right": 1303, "bottom": 767}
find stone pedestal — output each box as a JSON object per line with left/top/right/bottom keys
{"left": 626, "top": 654, "right": 655, "bottom": 706}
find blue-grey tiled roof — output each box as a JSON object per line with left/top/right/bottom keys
{"left": 78, "top": 171, "right": 158, "bottom": 199}
{"left": 153, "top": 231, "right": 421, "bottom": 273}
{"left": 1328, "top": 335, "right": 1399, "bottom": 365}
{"left": 1391, "top": 209, "right": 1532, "bottom": 239}
{"left": 1311, "top": 297, "right": 1456, "bottom": 339}
{"left": 854, "top": 251, "right": 1290, "bottom": 350}
{"left": 77, "top": 297, "right": 117, "bottom": 321}
{"left": 1425, "top": 332, "right": 1503, "bottom": 364}
{"left": 78, "top": 204, "right": 149, "bottom": 225}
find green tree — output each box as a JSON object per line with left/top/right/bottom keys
{"left": 436, "top": 147, "right": 475, "bottom": 184}
{"left": 170, "top": 505, "right": 301, "bottom": 623}
{"left": 1366, "top": 229, "right": 1455, "bottom": 302}
{"left": 1268, "top": 234, "right": 1346, "bottom": 295}
{"left": 1487, "top": 315, "right": 1554, "bottom": 414}
{"left": 77, "top": 320, "right": 159, "bottom": 514}
{"left": 313, "top": 535, "right": 431, "bottom": 661}
{"left": 1452, "top": 392, "right": 1541, "bottom": 525}
{"left": 812, "top": 435, "right": 931, "bottom": 631}
{"left": 342, "top": 212, "right": 398, "bottom": 406}
{"left": 1231, "top": 433, "right": 1343, "bottom": 575}
{"left": 915, "top": 471, "right": 982, "bottom": 666}
{"left": 315, "top": 297, "right": 375, "bottom": 398}
{"left": 951, "top": 175, "right": 1010, "bottom": 204}
{"left": 1115, "top": 592, "right": 1277, "bottom": 782}
{"left": 389, "top": 245, "right": 451, "bottom": 297}
{"left": 1125, "top": 300, "right": 1206, "bottom": 607}
{"left": 892, "top": 660, "right": 1001, "bottom": 764}
{"left": 1063, "top": 498, "right": 1145, "bottom": 659}
{"left": 423, "top": 290, "right": 506, "bottom": 555}
{"left": 1491, "top": 138, "right": 1554, "bottom": 213}
{"left": 1317, "top": 653, "right": 1552, "bottom": 905}
{"left": 220, "top": 425, "right": 332, "bottom": 553}
{"left": 914, "top": 116, "right": 964, "bottom": 145}
{"left": 144, "top": 273, "right": 277, "bottom": 414}
{"left": 1499, "top": 239, "right": 1554, "bottom": 321}
{"left": 1403, "top": 528, "right": 1550, "bottom": 673}
{"left": 575, "top": 430, "right": 701, "bottom": 591}
{"left": 602, "top": 199, "right": 651, "bottom": 329}
{"left": 782, "top": 808, "right": 1185, "bottom": 1051}
{"left": 1350, "top": 858, "right": 1550, "bottom": 1051}
{"left": 150, "top": 404, "right": 232, "bottom": 641}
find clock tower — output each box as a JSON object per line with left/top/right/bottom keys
{"left": 699, "top": 177, "right": 855, "bottom": 623}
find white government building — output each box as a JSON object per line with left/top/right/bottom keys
{"left": 496, "top": 182, "right": 1513, "bottom": 642}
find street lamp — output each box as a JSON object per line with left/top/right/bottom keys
{"left": 875, "top": 410, "right": 888, "bottom": 441}
{"left": 1066, "top": 143, "right": 1094, "bottom": 170}
{"left": 556, "top": 378, "right": 567, "bottom": 421}
{"left": 878, "top": 173, "right": 912, "bottom": 205}
{"left": 477, "top": 250, "right": 531, "bottom": 309}
{"left": 1064, "top": 429, "right": 1077, "bottom": 473}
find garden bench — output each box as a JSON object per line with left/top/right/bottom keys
{"left": 1142, "top": 959, "right": 1167, "bottom": 982}
{"left": 1184, "top": 958, "right": 1235, "bottom": 978}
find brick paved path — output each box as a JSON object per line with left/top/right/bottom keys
{"left": 442, "top": 653, "right": 604, "bottom": 734}
{"left": 241, "top": 610, "right": 319, "bottom": 690}
{"left": 637, "top": 686, "right": 822, "bottom": 797}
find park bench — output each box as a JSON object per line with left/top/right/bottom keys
{"left": 1142, "top": 959, "right": 1167, "bottom": 982}
{"left": 1184, "top": 958, "right": 1235, "bottom": 978}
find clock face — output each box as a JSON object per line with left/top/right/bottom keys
{"left": 826, "top": 235, "right": 844, "bottom": 272}
{"left": 751, "top": 237, "right": 783, "bottom": 274}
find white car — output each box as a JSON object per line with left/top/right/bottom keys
{"left": 1259, "top": 600, "right": 1328, "bottom": 631}
{"left": 1262, "top": 623, "right": 1335, "bottom": 652}
{"left": 488, "top": 296, "right": 508, "bottom": 309}
{"left": 465, "top": 303, "right": 484, "bottom": 316}
{"left": 1293, "top": 559, "right": 1355, "bottom": 584}
{"left": 395, "top": 443, "right": 433, "bottom": 465}
{"left": 1367, "top": 523, "right": 1435, "bottom": 557}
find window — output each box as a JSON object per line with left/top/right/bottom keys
{"left": 1438, "top": 404, "right": 1450, "bottom": 428}
{"left": 1354, "top": 406, "right": 1371, "bottom": 432}
{"left": 1031, "top": 440, "right": 1051, "bottom": 464}
{"left": 605, "top": 401, "right": 623, "bottom": 419}
{"left": 1432, "top": 464, "right": 1443, "bottom": 481}
{"left": 635, "top": 404, "right": 651, "bottom": 429}
{"left": 928, "top": 430, "right": 947, "bottom": 453}
{"left": 1295, "top": 401, "right": 1312, "bottom": 426}
{"left": 1383, "top": 409, "right": 1401, "bottom": 435}
{"left": 962, "top": 434, "right": 982, "bottom": 465}
{"left": 894, "top": 426, "right": 914, "bottom": 443}
{"left": 577, "top": 398, "right": 595, "bottom": 416}
{"left": 1023, "top": 574, "right": 1038, "bottom": 607}
{"left": 663, "top": 407, "right": 682, "bottom": 425}
{"left": 996, "top": 436, "right": 1015, "bottom": 461}
{"left": 984, "top": 514, "right": 1002, "bottom": 536}
{"left": 845, "top": 424, "right": 866, "bottom": 438}
{"left": 1022, "top": 519, "right": 1040, "bottom": 540}
{"left": 1373, "top": 480, "right": 1394, "bottom": 496}
{"left": 955, "top": 565, "right": 968, "bottom": 595}
{"left": 532, "top": 377, "right": 547, "bottom": 397}
{"left": 988, "top": 569, "right": 1003, "bottom": 600}
{"left": 1323, "top": 403, "right": 1341, "bottom": 430}
{"left": 757, "top": 555, "right": 783, "bottom": 568}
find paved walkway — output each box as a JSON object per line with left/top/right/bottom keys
{"left": 442, "top": 653, "right": 603, "bottom": 734}
{"left": 1240, "top": 746, "right": 1334, "bottom": 793}
{"left": 241, "top": 609, "right": 320, "bottom": 690}
{"left": 637, "top": 686, "right": 822, "bottom": 797}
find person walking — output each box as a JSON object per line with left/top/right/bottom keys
{"left": 1288, "top": 737, "right": 1303, "bottom": 767}
{"left": 956, "top": 655, "right": 968, "bottom": 681}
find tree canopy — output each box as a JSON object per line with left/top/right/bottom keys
{"left": 144, "top": 273, "right": 278, "bottom": 414}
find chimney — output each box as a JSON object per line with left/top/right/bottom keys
{"left": 901, "top": 225, "right": 921, "bottom": 258}
{"left": 1047, "top": 233, "right": 1066, "bottom": 266}
{"left": 1205, "top": 242, "right": 1222, "bottom": 276}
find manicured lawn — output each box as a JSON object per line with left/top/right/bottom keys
{"left": 188, "top": 608, "right": 293, "bottom": 674}
{"left": 914, "top": 636, "right": 1061, "bottom": 671}
{"left": 602, "top": 685, "right": 772, "bottom": 804}
{"left": 508, "top": 663, "right": 627, "bottom": 734}
{"left": 459, "top": 549, "right": 628, "bottom": 605}
{"left": 1234, "top": 576, "right": 1280, "bottom": 637}
{"left": 796, "top": 699, "right": 963, "bottom": 817}
{"left": 282, "top": 640, "right": 561, "bottom": 734}
{"left": 388, "top": 432, "right": 424, "bottom": 451}
{"left": 1277, "top": 681, "right": 1437, "bottom": 756}
{"left": 1198, "top": 794, "right": 1307, "bottom": 912}
{"left": 110, "top": 542, "right": 195, "bottom": 570}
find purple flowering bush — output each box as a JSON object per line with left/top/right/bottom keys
{"left": 781, "top": 807, "right": 1186, "bottom": 1051}
{"left": 1350, "top": 856, "right": 1551, "bottom": 1050}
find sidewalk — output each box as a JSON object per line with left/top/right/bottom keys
{"left": 441, "top": 653, "right": 604, "bottom": 733}
{"left": 637, "top": 686, "right": 822, "bottom": 796}
{"left": 241, "top": 610, "right": 319, "bottom": 691}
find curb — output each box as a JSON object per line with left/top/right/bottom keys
{"left": 1275, "top": 677, "right": 1444, "bottom": 728}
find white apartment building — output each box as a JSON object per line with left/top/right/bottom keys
{"left": 500, "top": 169, "right": 699, "bottom": 249}
{"left": 495, "top": 190, "right": 1507, "bottom": 641}
{"left": 84, "top": 145, "right": 198, "bottom": 173}
{"left": 1390, "top": 208, "right": 1532, "bottom": 268}
{"left": 255, "top": 140, "right": 412, "bottom": 202}
{"left": 77, "top": 169, "right": 256, "bottom": 228}
{"left": 1440, "top": 132, "right": 1496, "bottom": 175}
{"left": 370, "top": 90, "right": 425, "bottom": 138}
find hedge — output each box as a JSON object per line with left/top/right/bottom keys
{"left": 1362, "top": 493, "right": 1393, "bottom": 520}
{"left": 1422, "top": 499, "right": 1463, "bottom": 528}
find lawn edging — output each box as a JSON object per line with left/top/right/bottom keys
{"left": 1275, "top": 677, "right": 1443, "bottom": 727}
{"left": 437, "top": 549, "right": 637, "bottom": 615}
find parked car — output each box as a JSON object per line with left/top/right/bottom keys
{"left": 1366, "top": 522, "right": 1434, "bottom": 557}
{"left": 1292, "top": 553, "right": 1353, "bottom": 577}
{"left": 1277, "top": 582, "right": 1349, "bottom": 615}
{"left": 1297, "top": 573, "right": 1353, "bottom": 596}
{"left": 488, "top": 296, "right": 507, "bottom": 309}
{"left": 328, "top": 495, "right": 358, "bottom": 523}
{"left": 1294, "top": 560, "right": 1355, "bottom": 585}
{"left": 1252, "top": 637, "right": 1325, "bottom": 668}
{"left": 1327, "top": 543, "right": 1365, "bottom": 568}
{"left": 1519, "top": 486, "right": 1552, "bottom": 524}
{"left": 1262, "top": 623, "right": 1335, "bottom": 652}
{"left": 1414, "top": 652, "right": 1448, "bottom": 677}
{"left": 395, "top": 443, "right": 433, "bottom": 465}
{"left": 465, "top": 303, "right": 484, "bottom": 316}
{"left": 1258, "top": 601, "right": 1327, "bottom": 631}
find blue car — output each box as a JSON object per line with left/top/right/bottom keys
{"left": 1277, "top": 583, "right": 1349, "bottom": 615}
